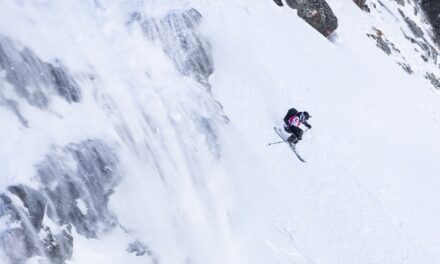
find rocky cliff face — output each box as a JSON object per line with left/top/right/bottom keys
{"left": 274, "top": 0, "right": 338, "bottom": 37}
{"left": 0, "top": 2, "right": 226, "bottom": 263}
{"left": 128, "top": 8, "right": 214, "bottom": 87}
{"left": 0, "top": 140, "right": 120, "bottom": 263}
{"left": 420, "top": 0, "right": 440, "bottom": 43}
{"left": 358, "top": 0, "right": 440, "bottom": 90}
{"left": 271, "top": 0, "right": 439, "bottom": 91}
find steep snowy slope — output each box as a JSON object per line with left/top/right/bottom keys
{"left": 0, "top": 0, "right": 440, "bottom": 264}
{"left": 192, "top": 0, "right": 440, "bottom": 262}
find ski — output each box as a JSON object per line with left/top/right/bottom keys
{"left": 273, "top": 127, "right": 306, "bottom": 163}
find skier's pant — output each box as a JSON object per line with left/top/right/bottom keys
{"left": 284, "top": 126, "right": 303, "bottom": 142}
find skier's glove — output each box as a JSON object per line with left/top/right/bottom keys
{"left": 306, "top": 124, "right": 312, "bottom": 129}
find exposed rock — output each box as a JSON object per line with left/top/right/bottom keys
{"left": 37, "top": 140, "right": 120, "bottom": 238}
{"left": 403, "top": 33, "right": 438, "bottom": 64}
{"left": 398, "top": 9, "right": 424, "bottom": 38}
{"left": 0, "top": 37, "right": 81, "bottom": 108}
{"left": 393, "top": 0, "right": 405, "bottom": 6}
{"left": 0, "top": 188, "right": 73, "bottom": 264}
{"left": 353, "top": 0, "right": 370, "bottom": 11}
{"left": 273, "top": 0, "right": 284, "bottom": 7}
{"left": 0, "top": 37, "right": 80, "bottom": 127}
{"left": 353, "top": 0, "right": 366, "bottom": 6}
{"left": 7, "top": 185, "right": 46, "bottom": 231}
{"left": 0, "top": 228, "right": 32, "bottom": 263}
{"left": 405, "top": 17, "right": 424, "bottom": 38}
{"left": 367, "top": 29, "right": 397, "bottom": 55}
{"left": 127, "top": 240, "right": 148, "bottom": 256}
{"left": 285, "top": 0, "right": 338, "bottom": 37}
{"left": 127, "top": 8, "right": 227, "bottom": 158}
{"left": 285, "top": 0, "right": 298, "bottom": 9}
{"left": 425, "top": 72, "right": 440, "bottom": 89}
{"left": 129, "top": 9, "right": 214, "bottom": 86}
{"left": 41, "top": 226, "right": 73, "bottom": 264}
{"left": 0, "top": 139, "right": 121, "bottom": 263}
{"left": 398, "top": 62, "right": 414, "bottom": 74}
{"left": 420, "top": 0, "right": 440, "bottom": 43}
{"left": 127, "top": 241, "right": 159, "bottom": 263}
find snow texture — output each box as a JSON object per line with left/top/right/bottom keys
{"left": 0, "top": 0, "right": 440, "bottom": 263}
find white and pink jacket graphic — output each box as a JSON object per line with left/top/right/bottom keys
{"left": 287, "top": 115, "right": 301, "bottom": 128}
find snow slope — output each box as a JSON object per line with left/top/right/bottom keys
{"left": 0, "top": 0, "right": 440, "bottom": 263}
{"left": 194, "top": 0, "right": 440, "bottom": 262}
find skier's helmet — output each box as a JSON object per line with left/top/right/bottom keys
{"left": 300, "top": 111, "right": 310, "bottom": 121}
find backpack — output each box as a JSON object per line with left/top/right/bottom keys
{"left": 283, "top": 108, "right": 298, "bottom": 125}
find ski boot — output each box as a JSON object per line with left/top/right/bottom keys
{"left": 287, "top": 134, "right": 299, "bottom": 144}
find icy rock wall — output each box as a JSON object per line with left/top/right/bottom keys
{"left": 420, "top": 0, "right": 440, "bottom": 43}
{"left": 0, "top": 2, "right": 226, "bottom": 263}
{"left": 284, "top": 0, "right": 338, "bottom": 37}
{"left": 128, "top": 8, "right": 214, "bottom": 87}
{"left": 357, "top": 0, "right": 440, "bottom": 89}
{"left": 0, "top": 140, "right": 119, "bottom": 263}
{"left": 0, "top": 37, "right": 81, "bottom": 127}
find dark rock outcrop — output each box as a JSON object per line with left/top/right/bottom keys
{"left": 404, "top": 33, "right": 438, "bottom": 63}
{"left": 128, "top": 8, "right": 214, "bottom": 86}
{"left": 393, "top": 0, "right": 405, "bottom": 6}
{"left": 0, "top": 37, "right": 81, "bottom": 108}
{"left": 398, "top": 9, "right": 425, "bottom": 38}
{"left": 398, "top": 62, "right": 414, "bottom": 74}
{"left": 353, "top": 0, "right": 366, "bottom": 6}
{"left": 37, "top": 140, "right": 120, "bottom": 238}
{"left": 274, "top": 0, "right": 284, "bottom": 6}
{"left": 0, "top": 187, "right": 73, "bottom": 264}
{"left": 353, "top": 0, "right": 371, "bottom": 11}
{"left": 420, "top": 0, "right": 440, "bottom": 43}
{"left": 285, "top": 0, "right": 338, "bottom": 37}
{"left": 367, "top": 29, "right": 400, "bottom": 55}
{"left": 426, "top": 72, "right": 440, "bottom": 89}
{"left": 127, "top": 240, "right": 159, "bottom": 263}
{"left": 398, "top": 8, "right": 438, "bottom": 64}
{"left": 127, "top": 8, "right": 227, "bottom": 158}
{"left": 404, "top": 16, "right": 425, "bottom": 38}
{"left": 127, "top": 241, "right": 148, "bottom": 256}
{"left": 0, "top": 140, "right": 120, "bottom": 264}
{"left": 0, "top": 37, "right": 81, "bottom": 127}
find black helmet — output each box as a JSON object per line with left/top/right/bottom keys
{"left": 303, "top": 111, "right": 310, "bottom": 119}
{"left": 300, "top": 111, "right": 311, "bottom": 121}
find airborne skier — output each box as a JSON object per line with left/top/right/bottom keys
{"left": 283, "top": 108, "right": 312, "bottom": 144}
{"left": 270, "top": 108, "right": 312, "bottom": 162}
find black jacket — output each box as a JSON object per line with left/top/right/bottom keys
{"left": 284, "top": 108, "right": 311, "bottom": 129}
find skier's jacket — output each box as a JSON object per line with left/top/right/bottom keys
{"left": 284, "top": 108, "right": 311, "bottom": 129}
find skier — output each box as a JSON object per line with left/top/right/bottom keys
{"left": 283, "top": 108, "right": 312, "bottom": 144}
